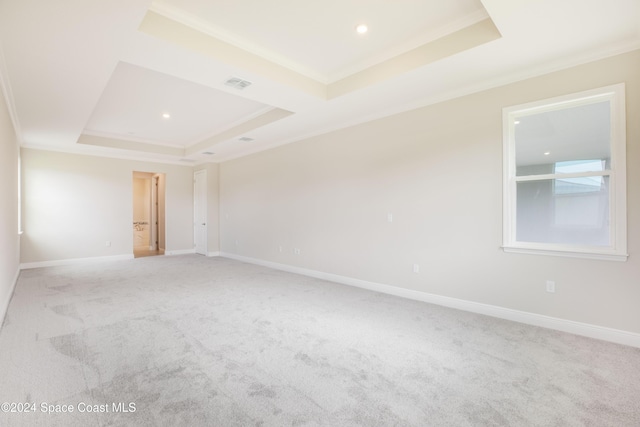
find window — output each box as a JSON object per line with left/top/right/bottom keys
{"left": 503, "top": 84, "right": 627, "bottom": 261}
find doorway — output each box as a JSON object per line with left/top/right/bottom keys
{"left": 133, "top": 171, "right": 166, "bottom": 258}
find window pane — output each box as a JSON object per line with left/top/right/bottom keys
{"left": 554, "top": 175, "right": 603, "bottom": 194}
{"left": 515, "top": 101, "right": 611, "bottom": 176}
{"left": 516, "top": 177, "right": 610, "bottom": 246}
{"left": 554, "top": 159, "right": 606, "bottom": 174}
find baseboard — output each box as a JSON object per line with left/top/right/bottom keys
{"left": 207, "top": 251, "right": 220, "bottom": 257}
{"left": 20, "top": 254, "right": 134, "bottom": 269}
{"left": 0, "top": 267, "right": 20, "bottom": 328}
{"left": 165, "top": 249, "right": 196, "bottom": 256}
{"left": 220, "top": 252, "right": 640, "bottom": 349}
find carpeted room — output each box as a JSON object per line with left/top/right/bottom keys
{"left": 2, "top": 255, "right": 640, "bottom": 426}
{"left": 2, "top": 1, "right": 640, "bottom": 426}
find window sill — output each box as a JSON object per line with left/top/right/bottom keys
{"left": 502, "top": 245, "right": 628, "bottom": 262}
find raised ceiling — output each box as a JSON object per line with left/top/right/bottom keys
{"left": 150, "top": 0, "right": 489, "bottom": 83}
{"left": 84, "top": 62, "right": 272, "bottom": 148}
{"left": 0, "top": 0, "right": 638, "bottom": 164}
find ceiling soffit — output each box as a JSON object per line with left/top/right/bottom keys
{"left": 138, "top": 10, "right": 501, "bottom": 100}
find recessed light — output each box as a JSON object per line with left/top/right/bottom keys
{"left": 544, "top": 152, "right": 551, "bottom": 156}
{"left": 355, "top": 24, "right": 368, "bottom": 34}
{"left": 514, "top": 120, "right": 521, "bottom": 125}
{"left": 162, "top": 113, "right": 171, "bottom": 119}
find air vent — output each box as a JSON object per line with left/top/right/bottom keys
{"left": 202, "top": 151, "right": 215, "bottom": 155}
{"left": 224, "top": 77, "right": 252, "bottom": 90}
{"left": 238, "top": 137, "right": 254, "bottom": 142}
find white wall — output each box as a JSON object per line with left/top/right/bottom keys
{"left": 0, "top": 75, "right": 20, "bottom": 323}
{"left": 20, "top": 149, "right": 195, "bottom": 263}
{"left": 220, "top": 50, "right": 640, "bottom": 334}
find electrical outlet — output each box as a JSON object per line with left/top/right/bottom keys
{"left": 278, "top": 246, "right": 283, "bottom": 253}
{"left": 413, "top": 264, "right": 420, "bottom": 273}
{"left": 546, "top": 280, "right": 556, "bottom": 293}
{"left": 105, "top": 241, "right": 111, "bottom": 247}
{"left": 294, "top": 248, "right": 301, "bottom": 255}
{"left": 387, "top": 213, "right": 393, "bottom": 223}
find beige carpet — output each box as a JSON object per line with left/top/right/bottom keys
{"left": 0, "top": 255, "right": 639, "bottom": 426}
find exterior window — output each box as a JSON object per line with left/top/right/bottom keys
{"left": 502, "top": 84, "right": 627, "bottom": 261}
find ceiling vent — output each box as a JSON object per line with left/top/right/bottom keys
{"left": 224, "top": 77, "right": 252, "bottom": 90}
{"left": 238, "top": 137, "right": 254, "bottom": 142}
{"left": 202, "top": 151, "right": 215, "bottom": 155}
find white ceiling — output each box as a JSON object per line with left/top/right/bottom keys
{"left": 0, "top": 0, "right": 638, "bottom": 165}
{"left": 84, "top": 62, "right": 271, "bottom": 148}
{"left": 150, "top": 0, "right": 488, "bottom": 82}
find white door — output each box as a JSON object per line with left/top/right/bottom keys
{"left": 194, "top": 170, "right": 207, "bottom": 255}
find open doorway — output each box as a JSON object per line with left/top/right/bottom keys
{"left": 133, "top": 171, "right": 166, "bottom": 258}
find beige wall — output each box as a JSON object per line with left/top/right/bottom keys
{"left": 21, "top": 149, "right": 195, "bottom": 263}
{"left": 220, "top": 50, "right": 640, "bottom": 334}
{"left": 0, "top": 81, "right": 20, "bottom": 323}
{"left": 132, "top": 177, "right": 151, "bottom": 224}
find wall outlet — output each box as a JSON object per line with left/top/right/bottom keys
{"left": 294, "top": 248, "right": 301, "bottom": 255}
{"left": 105, "top": 241, "right": 111, "bottom": 247}
{"left": 278, "top": 245, "right": 283, "bottom": 253}
{"left": 546, "top": 280, "right": 556, "bottom": 293}
{"left": 413, "top": 264, "right": 420, "bottom": 273}
{"left": 387, "top": 213, "right": 393, "bottom": 223}
{"left": 235, "top": 240, "right": 239, "bottom": 247}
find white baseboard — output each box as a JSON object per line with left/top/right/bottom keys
{"left": 0, "top": 267, "right": 21, "bottom": 327}
{"left": 207, "top": 251, "right": 220, "bottom": 257}
{"left": 20, "top": 254, "right": 134, "bottom": 269}
{"left": 220, "top": 252, "right": 640, "bottom": 349}
{"left": 165, "top": 249, "right": 196, "bottom": 256}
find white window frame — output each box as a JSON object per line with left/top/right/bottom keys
{"left": 502, "top": 83, "right": 627, "bottom": 261}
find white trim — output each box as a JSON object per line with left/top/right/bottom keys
{"left": 514, "top": 170, "right": 611, "bottom": 182}
{"left": 20, "top": 254, "right": 134, "bottom": 270}
{"left": 207, "top": 251, "right": 221, "bottom": 257}
{"left": 503, "top": 246, "right": 628, "bottom": 262}
{"left": 0, "top": 267, "right": 21, "bottom": 327}
{"left": 164, "top": 248, "right": 196, "bottom": 256}
{"left": 20, "top": 144, "right": 195, "bottom": 167}
{"left": 0, "top": 42, "right": 23, "bottom": 145}
{"left": 502, "top": 83, "right": 627, "bottom": 261}
{"left": 220, "top": 252, "right": 640, "bottom": 348}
